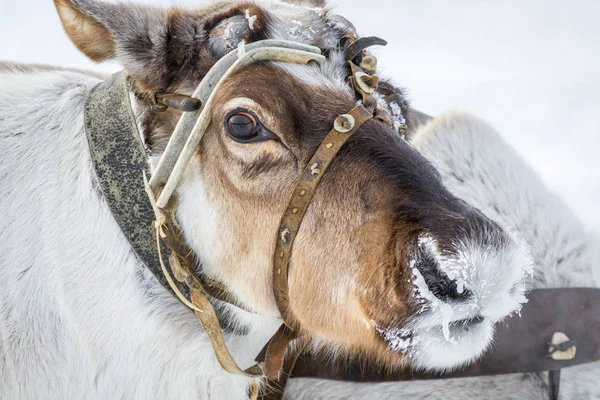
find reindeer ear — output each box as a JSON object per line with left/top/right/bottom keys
{"left": 54, "top": 0, "right": 267, "bottom": 90}
{"left": 54, "top": 0, "right": 167, "bottom": 68}
{"left": 54, "top": 0, "right": 118, "bottom": 61}
{"left": 54, "top": 0, "right": 179, "bottom": 91}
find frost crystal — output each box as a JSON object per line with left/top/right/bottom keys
{"left": 288, "top": 20, "right": 303, "bottom": 39}
{"left": 372, "top": 321, "right": 420, "bottom": 353}
{"left": 412, "top": 255, "right": 454, "bottom": 342}
{"left": 285, "top": 19, "right": 314, "bottom": 42}
{"left": 440, "top": 303, "right": 453, "bottom": 341}
{"left": 245, "top": 9, "right": 257, "bottom": 30}
{"left": 418, "top": 234, "right": 469, "bottom": 296}
{"left": 390, "top": 102, "right": 406, "bottom": 124}
{"left": 237, "top": 40, "right": 246, "bottom": 58}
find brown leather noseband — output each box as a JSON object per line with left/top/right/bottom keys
{"left": 272, "top": 104, "right": 373, "bottom": 325}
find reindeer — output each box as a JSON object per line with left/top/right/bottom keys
{"left": 0, "top": 1, "right": 531, "bottom": 398}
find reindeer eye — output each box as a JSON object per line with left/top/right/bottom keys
{"left": 226, "top": 111, "right": 261, "bottom": 141}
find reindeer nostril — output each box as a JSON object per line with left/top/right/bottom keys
{"left": 413, "top": 250, "right": 472, "bottom": 302}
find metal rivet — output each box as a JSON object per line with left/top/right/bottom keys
{"left": 310, "top": 162, "right": 321, "bottom": 176}
{"left": 292, "top": 207, "right": 299, "bottom": 214}
{"left": 548, "top": 332, "right": 577, "bottom": 361}
{"left": 280, "top": 251, "right": 284, "bottom": 259}
{"left": 334, "top": 114, "right": 355, "bottom": 133}
{"left": 325, "top": 143, "right": 333, "bottom": 149}
{"left": 300, "top": 189, "right": 307, "bottom": 196}
{"left": 354, "top": 71, "right": 377, "bottom": 94}
{"left": 359, "top": 55, "right": 378, "bottom": 73}
{"left": 360, "top": 74, "right": 379, "bottom": 90}
{"left": 277, "top": 268, "right": 282, "bottom": 275}
{"left": 280, "top": 228, "right": 290, "bottom": 244}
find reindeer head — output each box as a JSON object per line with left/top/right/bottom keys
{"left": 56, "top": 0, "right": 531, "bottom": 371}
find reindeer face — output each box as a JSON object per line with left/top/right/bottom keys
{"left": 56, "top": 0, "right": 531, "bottom": 371}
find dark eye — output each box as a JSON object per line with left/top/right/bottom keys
{"left": 226, "top": 112, "right": 260, "bottom": 140}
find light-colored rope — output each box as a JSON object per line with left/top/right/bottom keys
{"left": 144, "top": 173, "right": 264, "bottom": 379}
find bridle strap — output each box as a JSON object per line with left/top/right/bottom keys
{"left": 260, "top": 338, "right": 307, "bottom": 400}
{"left": 146, "top": 183, "right": 265, "bottom": 378}
{"left": 272, "top": 104, "right": 374, "bottom": 326}
{"left": 150, "top": 196, "right": 249, "bottom": 309}
{"left": 262, "top": 324, "right": 300, "bottom": 380}
{"left": 343, "top": 36, "right": 388, "bottom": 62}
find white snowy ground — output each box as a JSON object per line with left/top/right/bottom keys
{"left": 1, "top": 0, "right": 598, "bottom": 231}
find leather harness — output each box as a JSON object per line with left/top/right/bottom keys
{"left": 85, "top": 38, "right": 600, "bottom": 400}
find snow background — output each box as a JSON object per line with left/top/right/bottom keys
{"left": 1, "top": 0, "right": 598, "bottom": 231}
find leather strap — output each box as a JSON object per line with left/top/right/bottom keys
{"left": 263, "top": 105, "right": 374, "bottom": 397}
{"left": 290, "top": 288, "right": 600, "bottom": 381}
{"left": 158, "top": 204, "right": 253, "bottom": 311}
{"left": 262, "top": 324, "right": 299, "bottom": 380}
{"left": 85, "top": 73, "right": 192, "bottom": 305}
{"left": 343, "top": 36, "right": 388, "bottom": 62}
{"left": 272, "top": 104, "right": 374, "bottom": 326}
{"left": 260, "top": 340, "right": 306, "bottom": 400}
{"left": 148, "top": 187, "right": 265, "bottom": 378}
{"left": 189, "top": 287, "right": 264, "bottom": 377}
{"left": 152, "top": 92, "right": 202, "bottom": 112}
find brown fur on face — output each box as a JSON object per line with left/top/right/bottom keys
{"left": 178, "top": 55, "right": 510, "bottom": 366}
{"left": 172, "top": 63, "right": 427, "bottom": 366}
